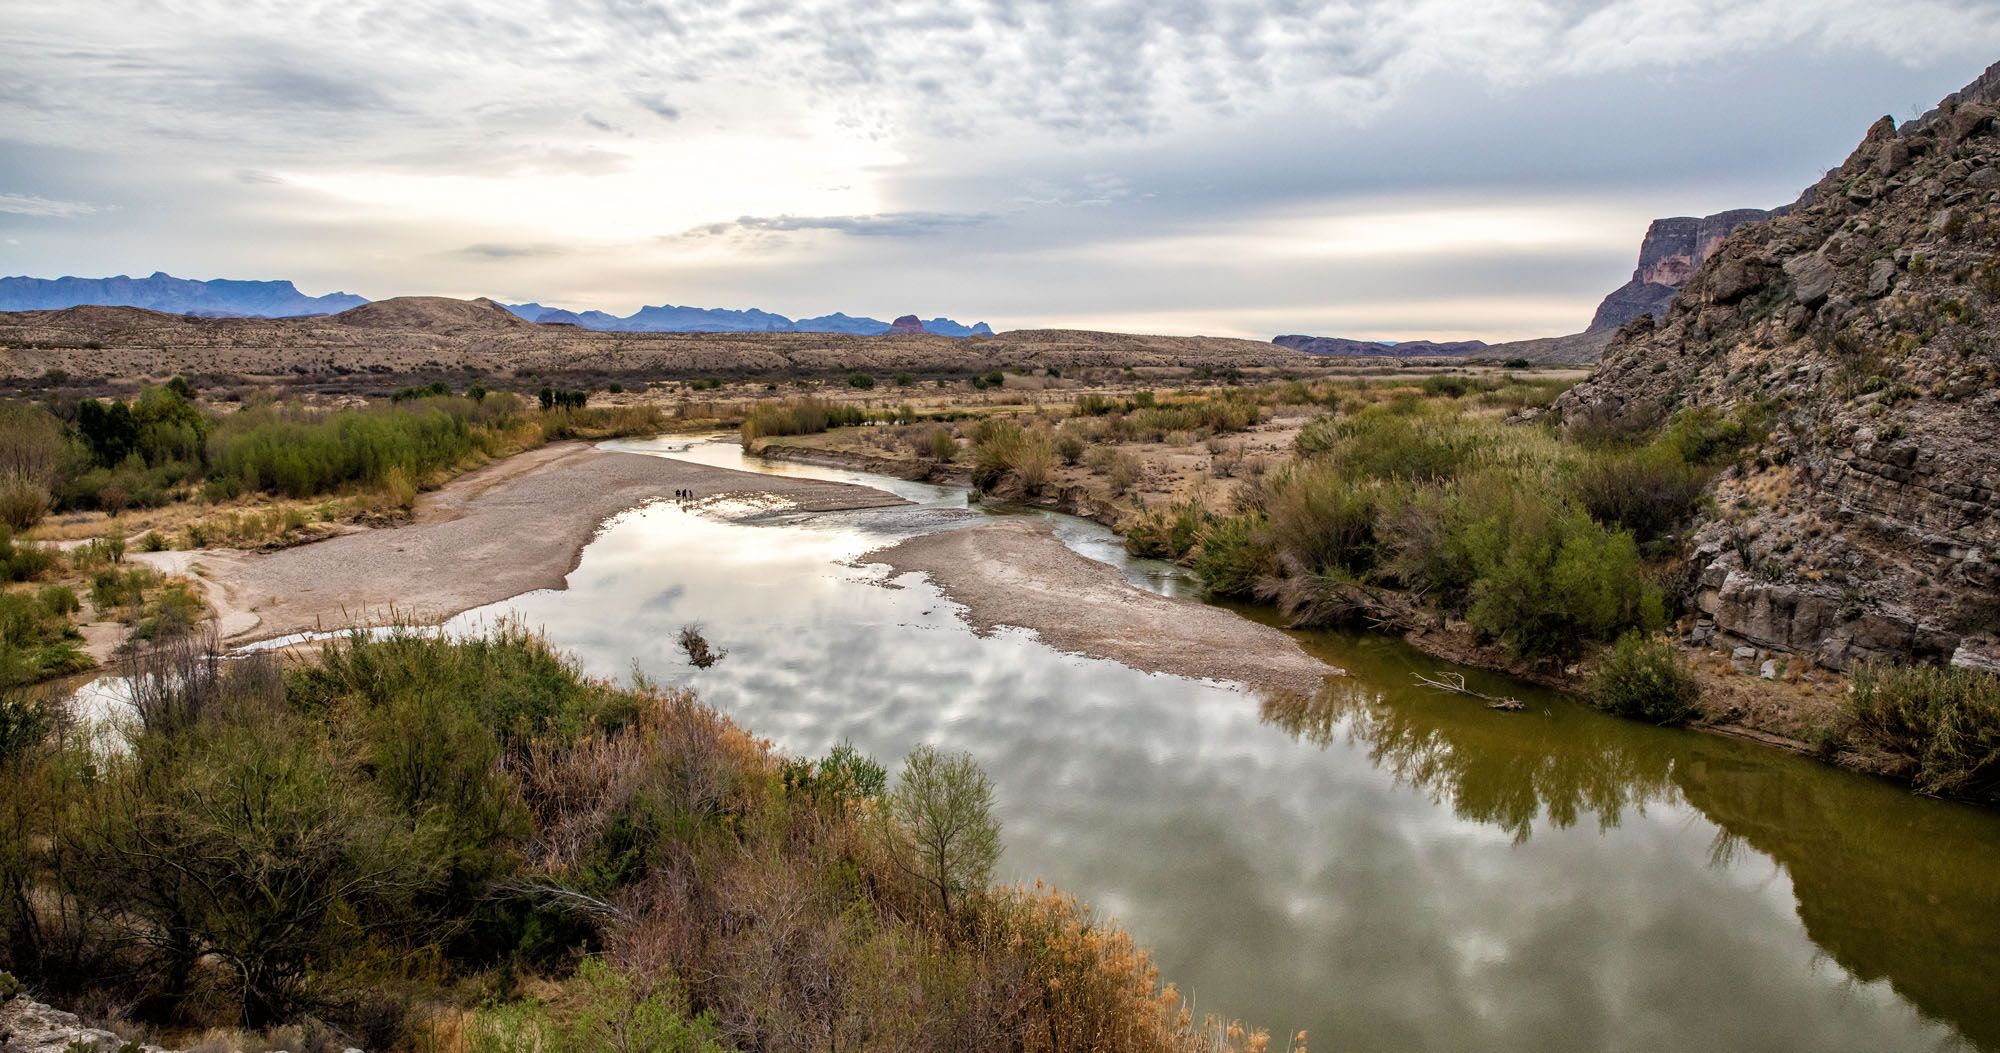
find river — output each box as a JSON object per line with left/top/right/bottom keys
{"left": 183, "top": 436, "right": 2000, "bottom": 1049}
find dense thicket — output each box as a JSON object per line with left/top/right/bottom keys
{"left": 0, "top": 627, "right": 1276, "bottom": 1052}
{"left": 1151, "top": 388, "right": 1754, "bottom": 661}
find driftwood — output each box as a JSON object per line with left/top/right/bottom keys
{"left": 1413, "top": 671, "right": 1525, "bottom": 711}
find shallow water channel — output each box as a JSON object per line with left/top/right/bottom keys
{"left": 287, "top": 437, "right": 2000, "bottom": 1048}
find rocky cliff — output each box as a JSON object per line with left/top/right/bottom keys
{"left": 1557, "top": 61, "right": 2000, "bottom": 673}
{"left": 1587, "top": 209, "right": 1781, "bottom": 332}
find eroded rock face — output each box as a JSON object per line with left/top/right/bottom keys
{"left": 886, "top": 314, "right": 927, "bottom": 335}
{"left": 1588, "top": 209, "right": 1781, "bottom": 332}
{"left": 1558, "top": 61, "right": 2000, "bottom": 672}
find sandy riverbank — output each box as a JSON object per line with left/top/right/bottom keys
{"left": 142, "top": 442, "right": 908, "bottom": 645}
{"left": 868, "top": 517, "right": 1342, "bottom": 697}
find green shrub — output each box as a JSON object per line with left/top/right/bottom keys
{"left": 1256, "top": 459, "right": 1385, "bottom": 578}
{"left": 969, "top": 419, "right": 1055, "bottom": 494}
{"left": 926, "top": 427, "right": 958, "bottom": 463}
{"left": 0, "top": 530, "right": 54, "bottom": 583}
{"left": 1850, "top": 662, "right": 2000, "bottom": 797}
{"left": 1191, "top": 513, "right": 1273, "bottom": 598}
{"left": 740, "top": 398, "right": 865, "bottom": 444}
{"left": 468, "top": 959, "right": 726, "bottom": 1053}
{"left": 1122, "top": 501, "right": 1207, "bottom": 561}
{"left": 1571, "top": 444, "right": 1711, "bottom": 545}
{"left": 846, "top": 372, "right": 875, "bottom": 389}
{"left": 1589, "top": 632, "right": 1702, "bottom": 724}
{"left": 1659, "top": 406, "right": 1762, "bottom": 466}
{"left": 1466, "top": 506, "right": 1663, "bottom": 660}
{"left": 0, "top": 476, "right": 50, "bottom": 532}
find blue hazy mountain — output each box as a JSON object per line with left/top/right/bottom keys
{"left": 0, "top": 272, "right": 366, "bottom": 316}
{"left": 504, "top": 301, "right": 993, "bottom": 337}
{"left": 0, "top": 273, "right": 993, "bottom": 336}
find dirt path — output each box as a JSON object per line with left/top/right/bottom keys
{"left": 868, "top": 517, "right": 1342, "bottom": 697}
{"left": 139, "top": 442, "right": 907, "bottom": 645}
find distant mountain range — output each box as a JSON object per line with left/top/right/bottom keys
{"left": 0, "top": 272, "right": 993, "bottom": 337}
{"left": 500, "top": 301, "right": 993, "bottom": 337}
{"left": 0, "top": 272, "right": 366, "bottom": 316}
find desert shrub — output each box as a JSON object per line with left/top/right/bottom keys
{"left": 0, "top": 623, "right": 1268, "bottom": 1050}
{"left": 1419, "top": 375, "right": 1474, "bottom": 398}
{"left": 1571, "top": 444, "right": 1711, "bottom": 546}
{"left": 925, "top": 426, "right": 958, "bottom": 462}
{"left": 1075, "top": 393, "right": 1119, "bottom": 416}
{"left": 36, "top": 584, "right": 78, "bottom": 616}
{"left": 467, "top": 958, "right": 727, "bottom": 1053}
{"left": 0, "top": 402, "right": 69, "bottom": 530}
{"left": 1256, "top": 460, "right": 1386, "bottom": 578}
{"left": 0, "top": 476, "right": 50, "bottom": 532}
{"left": 1294, "top": 404, "right": 1491, "bottom": 484}
{"left": 846, "top": 372, "right": 875, "bottom": 389}
{"left": 1056, "top": 429, "right": 1086, "bottom": 466}
{"left": 0, "top": 589, "right": 87, "bottom": 686}
{"left": 1849, "top": 662, "right": 2000, "bottom": 797}
{"left": 740, "top": 398, "right": 864, "bottom": 444}
{"left": 1658, "top": 405, "right": 1762, "bottom": 466}
{"left": 0, "top": 530, "right": 54, "bottom": 583}
{"left": 1123, "top": 501, "right": 1209, "bottom": 561}
{"left": 1465, "top": 504, "right": 1663, "bottom": 659}
{"left": 1589, "top": 632, "right": 1702, "bottom": 724}
{"left": 970, "top": 419, "right": 1056, "bottom": 494}
{"left": 74, "top": 705, "right": 442, "bottom": 1025}
{"left": 1191, "top": 513, "right": 1274, "bottom": 598}
{"left": 1084, "top": 446, "right": 1143, "bottom": 493}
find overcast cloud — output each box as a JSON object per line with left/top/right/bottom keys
{"left": 1, "top": 1, "right": 1995, "bottom": 338}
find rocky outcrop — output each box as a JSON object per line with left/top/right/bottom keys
{"left": 1557, "top": 60, "right": 2000, "bottom": 672}
{"left": 886, "top": 314, "right": 928, "bottom": 335}
{"left": 1587, "top": 209, "right": 1780, "bottom": 332}
{"left": 332, "top": 296, "right": 528, "bottom": 332}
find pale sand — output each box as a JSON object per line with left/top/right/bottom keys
{"left": 868, "top": 517, "right": 1343, "bottom": 697}
{"left": 139, "top": 442, "right": 907, "bottom": 645}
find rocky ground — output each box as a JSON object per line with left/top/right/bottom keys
{"left": 1558, "top": 62, "right": 2000, "bottom": 675}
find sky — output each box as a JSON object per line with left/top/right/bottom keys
{"left": 1, "top": 2, "right": 1996, "bottom": 340}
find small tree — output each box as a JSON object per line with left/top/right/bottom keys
{"left": 1589, "top": 631, "right": 1702, "bottom": 725}
{"left": 878, "top": 745, "right": 999, "bottom": 916}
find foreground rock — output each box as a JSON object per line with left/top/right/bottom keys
{"left": 152, "top": 441, "right": 908, "bottom": 645}
{"left": 869, "top": 517, "right": 1342, "bottom": 697}
{"left": 0, "top": 991, "right": 165, "bottom": 1052}
{"left": 1558, "top": 60, "right": 2000, "bottom": 672}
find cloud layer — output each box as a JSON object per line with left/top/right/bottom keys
{"left": 2, "top": 1, "right": 1996, "bottom": 336}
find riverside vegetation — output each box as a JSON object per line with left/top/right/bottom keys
{"left": 741, "top": 371, "right": 2000, "bottom": 801}
{"left": 0, "top": 625, "right": 1291, "bottom": 1053}
{"left": 0, "top": 381, "right": 668, "bottom": 686}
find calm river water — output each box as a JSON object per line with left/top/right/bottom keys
{"left": 431, "top": 436, "right": 1998, "bottom": 1052}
